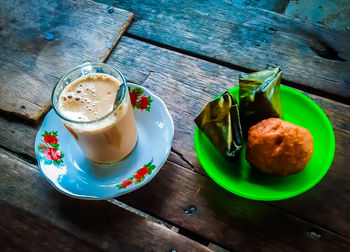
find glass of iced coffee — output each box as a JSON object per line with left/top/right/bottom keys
{"left": 52, "top": 62, "right": 138, "bottom": 164}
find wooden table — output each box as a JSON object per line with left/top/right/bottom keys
{"left": 1, "top": 0, "right": 350, "bottom": 251}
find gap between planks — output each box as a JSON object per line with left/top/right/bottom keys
{"left": 155, "top": 157, "right": 350, "bottom": 243}
{"left": 108, "top": 198, "right": 230, "bottom": 251}
{"left": 0, "top": 145, "right": 177, "bottom": 232}
{"left": 0, "top": 145, "right": 226, "bottom": 250}
{"left": 107, "top": 198, "right": 178, "bottom": 231}
{"left": 1, "top": 119, "right": 350, "bottom": 243}
{"left": 265, "top": 201, "right": 350, "bottom": 241}
{"left": 124, "top": 33, "right": 350, "bottom": 105}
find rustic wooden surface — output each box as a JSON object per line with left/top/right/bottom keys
{"left": 229, "top": 0, "right": 290, "bottom": 13}
{"left": 97, "top": 0, "right": 350, "bottom": 101}
{"left": 0, "top": 0, "right": 133, "bottom": 122}
{"left": 0, "top": 149, "right": 211, "bottom": 252}
{"left": 1, "top": 36, "right": 349, "bottom": 250}
{"left": 284, "top": 0, "right": 350, "bottom": 29}
{"left": 1, "top": 0, "right": 350, "bottom": 250}
{"left": 167, "top": 0, "right": 291, "bottom": 14}
{"left": 2, "top": 120, "right": 350, "bottom": 251}
{"left": 56, "top": 37, "right": 350, "bottom": 250}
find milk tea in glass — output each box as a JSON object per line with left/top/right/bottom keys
{"left": 52, "top": 63, "right": 137, "bottom": 164}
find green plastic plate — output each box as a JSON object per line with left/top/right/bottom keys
{"left": 194, "top": 85, "right": 335, "bottom": 201}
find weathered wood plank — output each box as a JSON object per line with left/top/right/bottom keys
{"left": 230, "top": 0, "right": 290, "bottom": 13}
{"left": 0, "top": 117, "right": 38, "bottom": 159}
{"left": 119, "top": 157, "right": 350, "bottom": 252}
{"left": 0, "top": 148, "right": 211, "bottom": 252}
{"left": 98, "top": 0, "right": 350, "bottom": 99}
{"left": 2, "top": 118, "right": 350, "bottom": 251}
{"left": 132, "top": 72, "right": 350, "bottom": 239}
{"left": 1, "top": 37, "right": 350, "bottom": 250}
{"left": 107, "top": 37, "right": 350, "bottom": 171}
{"left": 284, "top": 0, "right": 350, "bottom": 29}
{"left": 143, "top": 0, "right": 290, "bottom": 14}
{"left": 109, "top": 37, "right": 350, "bottom": 241}
{"left": 0, "top": 201, "right": 98, "bottom": 252}
{"left": 0, "top": 0, "right": 133, "bottom": 122}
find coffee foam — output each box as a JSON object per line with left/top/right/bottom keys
{"left": 58, "top": 73, "right": 128, "bottom": 132}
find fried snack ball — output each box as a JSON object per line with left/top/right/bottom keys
{"left": 246, "top": 118, "right": 313, "bottom": 176}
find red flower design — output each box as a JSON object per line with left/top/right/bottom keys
{"left": 139, "top": 96, "right": 149, "bottom": 110}
{"left": 128, "top": 87, "right": 152, "bottom": 111}
{"left": 129, "top": 91, "right": 137, "bottom": 106}
{"left": 120, "top": 179, "right": 133, "bottom": 188}
{"left": 117, "top": 160, "right": 155, "bottom": 189}
{"left": 134, "top": 167, "right": 149, "bottom": 179}
{"left": 44, "top": 147, "right": 61, "bottom": 161}
{"left": 39, "top": 131, "right": 64, "bottom": 167}
{"left": 44, "top": 134, "right": 58, "bottom": 145}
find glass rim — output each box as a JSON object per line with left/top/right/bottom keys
{"left": 51, "top": 62, "right": 127, "bottom": 125}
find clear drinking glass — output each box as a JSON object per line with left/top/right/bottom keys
{"left": 51, "top": 62, "right": 138, "bottom": 164}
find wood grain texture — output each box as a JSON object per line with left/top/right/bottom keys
{"left": 108, "top": 37, "right": 350, "bottom": 171}
{"left": 109, "top": 37, "right": 350, "bottom": 243}
{"left": 284, "top": 0, "right": 350, "bottom": 29}
{"left": 0, "top": 0, "right": 133, "bottom": 122}
{"left": 2, "top": 120, "right": 350, "bottom": 251}
{"left": 118, "top": 158, "right": 350, "bottom": 252}
{"left": 130, "top": 73, "right": 350, "bottom": 241}
{"left": 0, "top": 149, "right": 211, "bottom": 252}
{"left": 229, "top": 0, "right": 290, "bottom": 13}
{"left": 97, "top": 0, "right": 350, "bottom": 99}
{"left": 0, "top": 117, "right": 38, "bottom": 159}
{"left": 1, "top": 36, "right": 350, "bottom": 251}
{"left": 0, "top": 201, "right": 98, "bottom": 252}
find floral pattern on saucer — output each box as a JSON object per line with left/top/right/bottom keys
{"left": 35, "top": 83, "right": 174, "bottom": 199}
{"left": 129, "top": 86, "right": 153, "bottom": 111}
{"left": 118, "top": 159, "right": 156, "bottom": 189}
{"left": 37, "top": 131, "right": 64, "bottom": 167}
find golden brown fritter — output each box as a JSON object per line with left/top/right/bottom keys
{"left": 246, "top": 118, "right": 313, "bottom": 176}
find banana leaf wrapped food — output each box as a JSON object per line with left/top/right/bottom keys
{"left": 194, "top": 92, "right": 243, "bottom": 159}
{"left": 239, "top": 67, "right": 283, "bottom": 136}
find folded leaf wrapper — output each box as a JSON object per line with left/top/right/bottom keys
{"left": 195, "top": 92, "right": 243, "bottom": 159}
{"left": 239, "top": 67, "right": 283, "bottom": 136}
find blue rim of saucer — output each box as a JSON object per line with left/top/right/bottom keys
{"left": 35, "top": 84, "right": 174, "bottom": 200}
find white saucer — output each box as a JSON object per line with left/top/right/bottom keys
{"left": 35, "top": 84, "right": 174, "bottom": 199}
